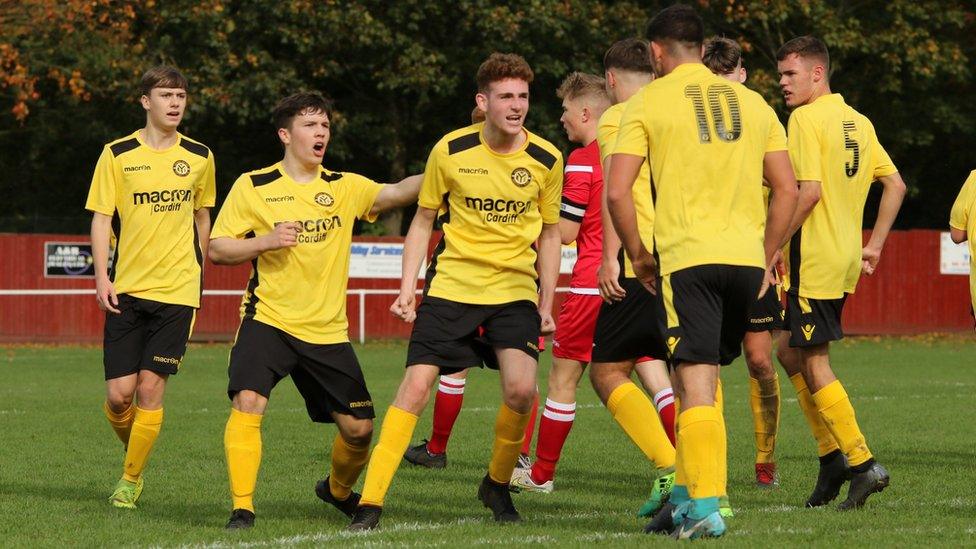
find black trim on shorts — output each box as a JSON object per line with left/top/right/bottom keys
{"left": 784, "top": 293, "right": 846, "bottom": 348}
{"left": 789, "top": 228, "right": 802, "bottom": 290}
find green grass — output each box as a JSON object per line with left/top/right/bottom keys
{"left": 1, "top": 337, "right": 975, "bottom": 547}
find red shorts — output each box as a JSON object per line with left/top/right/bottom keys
{"left": 552, "top": 292, "right": 602, "bottom": 362}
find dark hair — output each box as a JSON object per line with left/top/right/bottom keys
{"left": 776, "top": 35, "right": 830, "bottom": 70}
{"left": 645, "top": 4, "right": 704, "bottom": 50}
{"left": 603, "top": 38, "right": 653, "bottom": 73}
{"left": 476, "top": 53, "right": 534, "bottom": 93}
{"left": 702, "top": 36, "right": 742, "bottom": 74}
{"left": 272, "top": 92, "right": 334, "bottom": 130}
{"left": 139, "top": 66, "right": 188, "bottom": 96}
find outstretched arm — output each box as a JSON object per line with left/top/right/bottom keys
{"left": 370, "top": 174, "right": 424, "bottom": 217}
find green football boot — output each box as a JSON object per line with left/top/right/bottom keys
{"left": 638, "top": 468, "right": 675, "bottom": 517}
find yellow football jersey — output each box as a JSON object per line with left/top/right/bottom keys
{"left": 783, "top": 94, "right": 898, "bottom": 299}
{"left": 949, "top": 170, "right": 976, "bottom": 313}
{"left": 211, "top": 163, "right": 383, "bottom": 344}
{"left": 597, "top": 101, "right": 655, "bottom": 278}
{"left": 418, "top": 123, "right": 563, "bottom": 305}
{"left": 85, "top": 131, "right": 216, "bottom": 308}
{"left": 615, "top": 63, "right": 787, "bottom": 275}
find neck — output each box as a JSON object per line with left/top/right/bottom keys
{"left": 579, "top": 127, "right": 598, "bottom": 147}
{"left": 611, "top": 72, "right": 653, "bottom": 104}
{"left": 140, "top": 122, "right": 178, "bottom": 150}
{"left": 281, "top": 153, "right": 320, "bottom": 183}
{"left": 482, "top": 121, "right": 526, "bottom": 154}
{"left": 660, "top": 55, "right": 699, "bottom": 77}
{"left": 805, "top": 83, "right": 832, "bottom": 105}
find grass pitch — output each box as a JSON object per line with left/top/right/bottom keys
{"left": 1, "top": 336, "right": 975, "bottom": 547}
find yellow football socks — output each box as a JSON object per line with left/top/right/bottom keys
{"left": 360, "top": 406, "right": 418, "bottom": 507}
{"left": 812, "top": 380, "right": 873, "bottom": 467}
{"left": 715, "top": 380, "right": 727, "bottom": 498}
{"left": 677, "top": 405, "right": 721, "bottom": 500}
{"left": 487, "top": 403, "right": 531, "bottom": 484}
{"left": 789, "top": 373, "right": 840, "bottom": 456}
{"left": 329, "top": 434, "right": 370, "bottom": 501}
{"left": 122, "top": 407, "right": 163, "bottom": 483}
{"left": 104, "top": 400, "right": 135, "bottom": 446}
{"left": 750, "top": 374, "right": 781, "bottom": 463}
{"left": 224, "top": 408, "right": 263, "bottom": 512}
{"left": 606, "top": 382, "right": 676, "bottom": 470}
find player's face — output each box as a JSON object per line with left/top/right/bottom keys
{"left": 559, "top": 98, "right": 586, "bottom": 144}
{"left": 280, "top": 109, "right": 331, "bottom": 165}
{"left": 142, "top": 87, "right": 186, "bottom": 131}
{"left": 479, "top": 78, "right": 529, "bottom": 137}
{"left": 777, "top": 54, "right": 815, "bottom": 108}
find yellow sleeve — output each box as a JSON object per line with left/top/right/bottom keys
{"left": 418, "top": 144, "right": 449, "bottom": 210}
{"left": 596, "top": 111, "right": 619, "bottom": 162}
{"left": 85, "top": 146, "right": 119, "bottom": 215}
{"left": 195, "top": 153, "right": 217, "bottom": 210}
{"left": 765, "top": 107, "right": 788, "bottom": 152}
{"left": 211, "top": 177, "right": 258, "bottom": 240}
{"left": 787, "top": 110, "right": 822, "bottom": 182}
{"left": 540, "top": 152, "right": 564, "bottom": 224}
{"left": 351, "top": 174, "right": 385, "bottom": 222}
{"left": 613, "top": 95, "right": 650, "bottom": 158}
{"left": 949, "top": 171, "right": 976, "bottom": 231}
{"left": 869, "top": 132, "right": 898, "bottom": 179}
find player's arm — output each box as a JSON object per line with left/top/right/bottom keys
{"left": 369, "top": 174, "right": 423, "bottom": 216}
{"left": 209, "top": 223, "right": 301, "bottom": 265}
{"left": 390, "top": 206, "right": 437, "bottom": 323}
{"left": 194, "top": 207, "right": 212, "bottom": 264}
{"left": 598, "top": 154, "right": 626, "bottom": 302}
{"left": 90, "top": 212, "right": 120, "bottom": 314}
{"left": 606, "top": 152, "right": 654, "bottom": 293}
{"left": 761, "top": 151, "right": 800, "bottom": 296}
{"left": 951, "top": 227, "right": 968, "bottom": 244}
{"left": 862, "top": 172, "right": 907, "bottom": 274}
{"left": 536, "top": 222, "right": 561, "bottom": 334}
{"left": 784, "top": 180, "right": 821, "bottom": 240}
{"left": 559, "top": 219, "right": 580, "bottom": 244}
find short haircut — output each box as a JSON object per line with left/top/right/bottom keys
{"left": 603, "top": 38, "right": 653, "bottom": 73}
{"left": 702, "top": 36, "right": 742, "bottom": 74}
{"left": 556, "top": 72, "right": 609, "bottom": 104}
{"left": 272, "top": 92, "right": 334, "bottom": 130}
{"left": 645, "top": 4, "right": 704, "bottom": 50}
{"left": 139, "top": 66, "right": 188, "bottom": 96}
{"left": 471, "top": 106, "right": 486, "bottom": 124}
{"left": 476, "top": 53, "right": 534, "bottom": 93}
{"left": 776, "top": 35, "right": 830, "bottom": 70}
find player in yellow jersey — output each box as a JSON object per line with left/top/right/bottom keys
{"left": 349, "top": 53, "right": 563, "bottom": 530}
{"left": 703, "top": 36, "right": 783, "bottom": 488}
{"left": 85, "top": 66, "right": 216, "bottom": 510}
{"left": 608, "top": 5, "right": 798, "bottom": 538}
{"left": 208, "top": 92, "right": 422, "bottom": 529}
{"left": 775, "top": 36, "right": 906, "bottom": 511}
{"left": 949, "top": 170, "right": 976, "bottom": 321}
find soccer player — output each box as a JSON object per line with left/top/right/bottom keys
{"left": 949, "top": 170, "right": 976, "bottom": 322}
{"left": 349, "top": 52, "right": 563, "bottom": 530}
{"left": 86, "top": 65, "right": 215, "bottom": 510}
{"left": 591, "top": 37, "right": 678, "bottom": 518}
{"left": 208, "top": 92, "right": 422, "bottom": 529}
{"left": 775, "top": 36, "right": 906, "bottom": 510}
{"left": 509, "top": 72, "right": 611, "bottom": 493}
{"left": 608, "top": 5, "right": 798, "bottom": 538}
{"left": 703, "top": 36, "right": 782, "bottom": 488}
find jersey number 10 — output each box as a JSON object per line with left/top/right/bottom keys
{"left": 684, "top": 84, "right": 742, "bottom": 144}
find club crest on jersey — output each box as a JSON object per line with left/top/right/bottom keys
{"left": 510, "top": 167, "right": 531, "bottom": 187}
{"left": 315, "top": 192, "right": 335, "bottom": 207}
{"left": 172, "top": 160, "right": 191, "bottom": 177}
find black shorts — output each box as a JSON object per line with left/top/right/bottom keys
{"left": 591, "top": 277, "right": 668, "bottom": 363}
{"left": 746, "top": 285, "right": 785, "bottom": 333}
{"left": 227, "top": 319, "right": 374, "bottom": 424}
{"left": 103, "top": 294, "right": 196, "bottom": 380}
{"left": 784, "top": 293, "right": 847, "bottom": 348}
{"left": 406, "top": 296, "right": 541, "bottom": 374}
{"left": 661, "top": 265, "right": 764, "bottom": 367}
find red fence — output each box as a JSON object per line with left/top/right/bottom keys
{"left": 0, "top": 230, "right": 970, "bottom": 343}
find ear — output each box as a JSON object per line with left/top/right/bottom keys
{"left": 140, "top": 94, "right": 151, "bottom": 111}
{"left": 650, "top": 41, "right": 664, "bottom": 62}
{"left": 739, "top": 68, "right": 747, "bottom": 83}
{"left": 580, "top": 105, "right": 590, "bottom": 123}
{"left": 277, "top": 127, "right": 290, "bottom": 147}
{"left": 812, "top": 64, "right": 826, "bottom": 83}
{"left": 475, "top": 91, "right": 488, "bottom": 112}
{"left": 605, "top": 70, "right": 616, "bottom": 89}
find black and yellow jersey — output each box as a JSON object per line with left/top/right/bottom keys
{"left": 615, "top": 63, "right": 787, "bottom": 275}
{"left": 211, "top": 163, "right": 383, "bottom": 344}
{"left": 85, "top": 130, "right": 216, "bottom": 308}
{"left": 419, "top": 123, "right": 563, "bottom": 305}
{"left": 783, "top": 94, "right": 898, "bottom": 299}
{"left": 597, "top": 101, "right": 656, "bottom": 278}
{"left": 948, "top": 170, "right": 975, "bottom": 312}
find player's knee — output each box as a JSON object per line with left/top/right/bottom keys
{"left": 135, "top": 377, "right": 166, "bottom": 407}
{"left": 503, "top": 385, "right": 536, "bottom": 413}
{"left": 232, "top": 390, "right": 266, "bottom": 414}
{"left": 746, "top": 348, "right": 775, "bottom": 379}
{"left": 394, "top": 375, "right": 434, "bottom": 414}
{"left": 105, "top": 391, "right": 133, "bottom": 412}
{"left": 341, "top": 420, "right": 373, "bottom": 447}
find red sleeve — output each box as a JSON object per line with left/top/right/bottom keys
{"left": 560, "top": 148, "right": 594, "bottom": 222}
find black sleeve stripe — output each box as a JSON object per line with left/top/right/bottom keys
{"left": 525, "top": 142, "right": 557, "bottom": 170}
{"left": 447, "top": 132, "right": 481, "bottom": 155}
{"left": 559, "top": 210, "right": 584, "bottom": 223}
{"left": 179, "top": 139, "right": 210, "bottom": 158}
{"left": 250, "top": 169, "right": 283, "bottom": 187}
{"left": 321, "top": 171, "right": 343, "bottom": 182}
{"left": 560, "top": 196, "right": 587, "bottom": 210}
{"left": 109, "top": 138, "right": 140, "bottom": 157}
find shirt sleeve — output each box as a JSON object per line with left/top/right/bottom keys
{"left": 351, "top": 174, "right": 385, "bottom": 222}
{"left": 613, "top": 94, "right": 651, "bottom": 158}
{"left": 417, "top": 144, "right": 450, "bottom": 211}
{"left": 949, "top": 172, "right": 976, "bottom": 231}
{"left": 869, "top": 130, "right": 898, "bottom": 179}
{"left": 596, "top": 109, "right": 619, "bottom": 162}
{"left": 560, "top": 151, "right": 593, "bottom": 223}
{"left": 211, "top": 177, "right": 257, "bottom": 240}
{"left": 85, "top": 146, "right": 119, "bottom": 216}
{"left": 540, "top": 151, "right": 564, "bottom": 225}
{"left": 195, "top": 153, "right": 217, "bottom": 210}
{"left": 765, "top": 107, "right": 788, "bottom": 153}
{"left": 787, "top": 110, "right": 822, "bottom": 182}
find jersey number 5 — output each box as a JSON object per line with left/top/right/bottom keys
{"left": 842, "top": 121, "right": 860, "bottom": 177}
{"left": 684, "top": 84, "right": 742, "bottom": 144}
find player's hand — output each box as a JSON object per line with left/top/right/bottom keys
{"left": 390, "top": 291, "right": 417, "bottom": 323}
{"left": 263, "top": 222, "right": 300, "bottom": 251}
{"left": 632, "top": 250, "right": 658, "bottom": 295}
{"left": 598, "top": 257, "right": 625, "bottom": 303}
{"left": 539, "top": 311, "right": 556, "bottom": 335}
{"left": 861, "top": 244, "right": 882, "bottom": 275}
{"left": 95, "top": 275, "right": 121, "bottom": 314}
{"left": 758, "top": 250, "right": 783, "bottom": 299}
